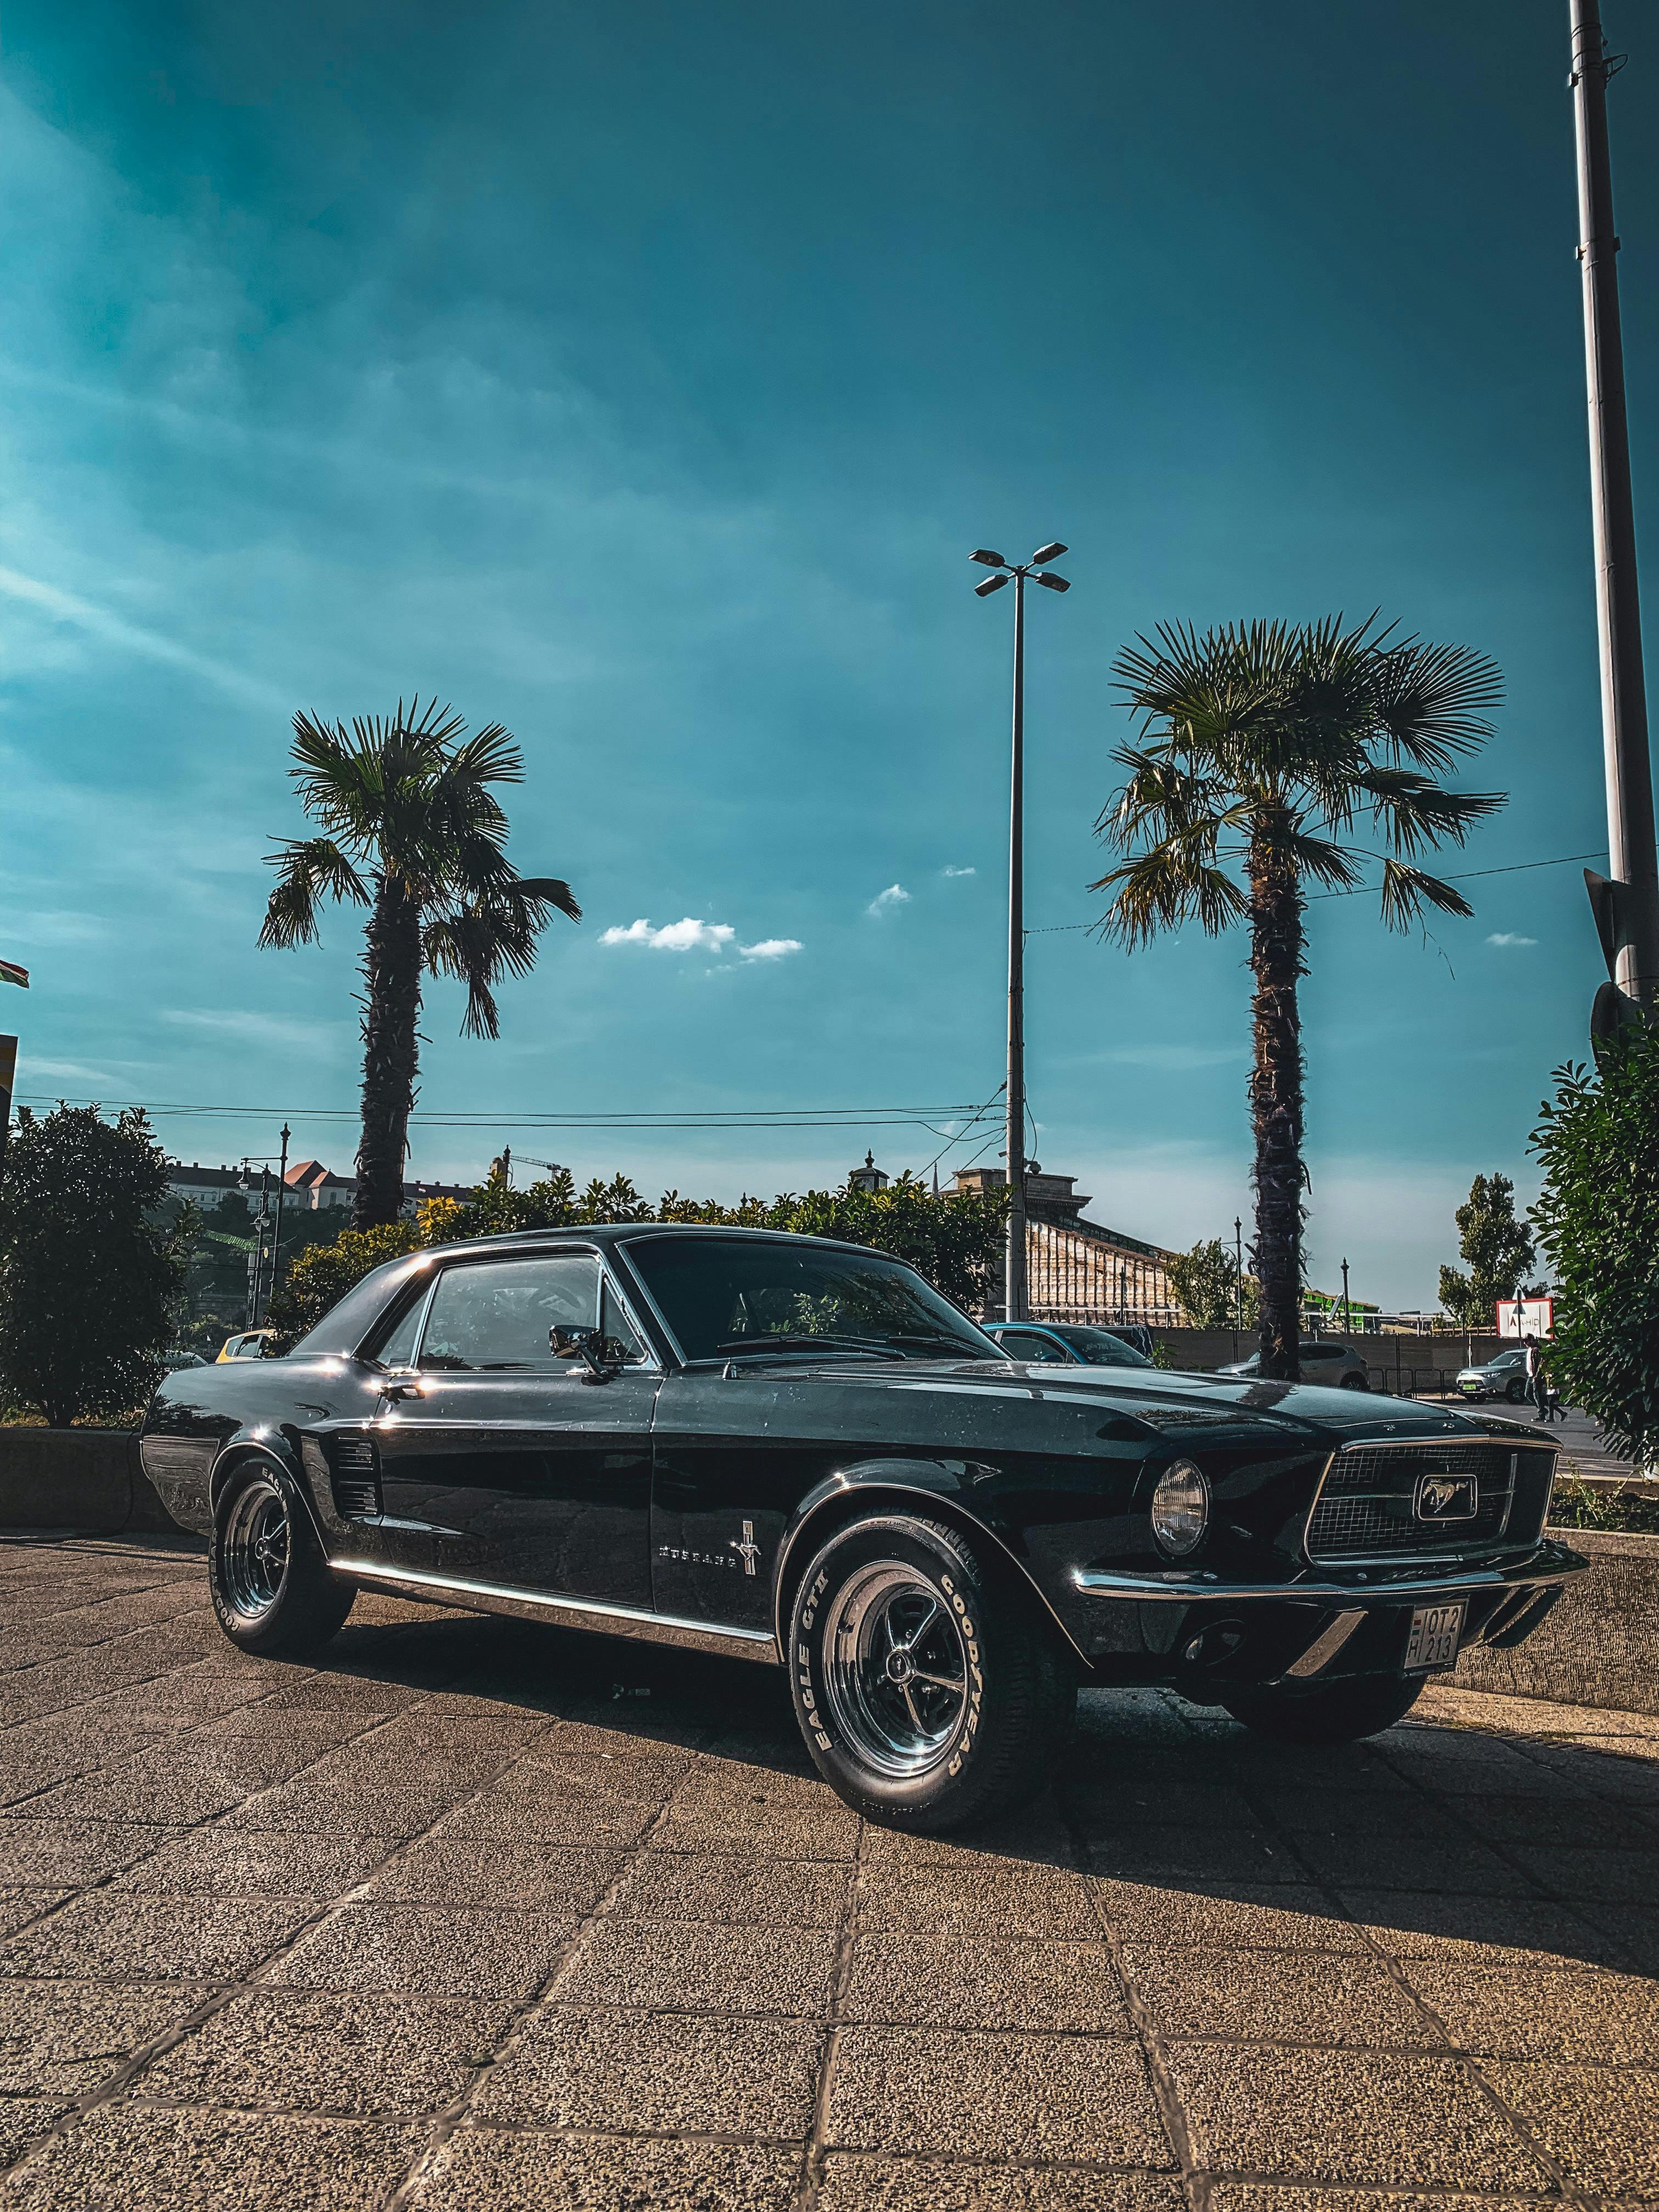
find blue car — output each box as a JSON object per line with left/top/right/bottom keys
{"left": 984, "top": 1320, "right": 1154, "bottom": 1368}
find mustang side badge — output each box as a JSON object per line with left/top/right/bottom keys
{"left": 730, "top": 1521, "right": 761, "bottom": 1576}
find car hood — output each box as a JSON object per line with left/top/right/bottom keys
{"left": 732, "top": 1355, "right": 1488, "bottom": 1446}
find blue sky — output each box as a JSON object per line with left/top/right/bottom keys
{"left": 0, "top": 0, "right": 1652, "bottom": 1306}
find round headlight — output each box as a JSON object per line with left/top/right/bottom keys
{"left": 1151, "top": 1458, "right": 1209, "bottom": 1556}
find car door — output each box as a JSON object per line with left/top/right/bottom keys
{"left": 372, "top": 1249, "right": 659, "bottom": 1605}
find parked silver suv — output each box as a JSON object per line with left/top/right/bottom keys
{"left": 1218, "top": 1341, "right": 1370, "bottom": 1390}
{"left": 1454, "top": 1347, "right": 1532, "bottom": 1404}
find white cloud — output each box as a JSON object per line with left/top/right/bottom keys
{"left": 1486, "top": 932, "right": 1538, "bottom": 948}
{"left": 867, "top": 884, "right": 910, "bottom": 916}
{"left": 599, "top": 917, "right": 737, "bottom": 953}
{"left": 161, "top": 1008, "right": 339, "bottom": 1050}
{"left": 0, "top": 564, "right": 287, "bottom": 712}
{"left": 740, "top": 938, "right": 803, "bottom": 961}
{"left": 941, "top": 865, "right": 976, "bottom": 878}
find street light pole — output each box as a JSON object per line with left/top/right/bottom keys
{"left": 971, "top": 541, "right": 1071, "bottom": 1322}
{"left": 1571, "top": 0, "right": 1659, "bottom": 1017}
{"left": 1006, "top": 567, "right": 1028, "bottom": 1325}
{"left": 269, "top": 1123, "right": 290, "bottom": 1324}
{"left": 1341, "top": 1256, "right": 1351, "bottom": 1337}
{"left": 1233, "top": 1215, "right": 1244, "bottom": 1356}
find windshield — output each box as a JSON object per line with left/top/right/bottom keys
{"left": 1045, "top": 1325, "right": 1153, "bottom": 1369}
{"left": 622, "top": 1234, "right": 1001, "bottom": 1363}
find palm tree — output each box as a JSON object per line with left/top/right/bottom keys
{"left": 1090, "top": 617, "right": 1504, "bottom": 1382}
{"left": 259, "top": 698, "right": 580, "bottom": 1228}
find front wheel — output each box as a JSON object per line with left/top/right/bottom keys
{"left": 1505, "top": 1379, "right": 1527, "bottom": 1404}
{"left": 210, "top": 1460, "right": 356, "bottom": 1658}
{"left": 787, "top": 1513, "right": 1075, "bottom": 1832}
{"left": 1220, "top": 1673, "right": 1424, "bottom": 1746}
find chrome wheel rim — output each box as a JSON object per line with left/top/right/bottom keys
{"left": 221, "top": 1475, "right": 291, "bottom": 1622}
{"left": 821, "top": 1563, "right": 969, "bottom": 1780}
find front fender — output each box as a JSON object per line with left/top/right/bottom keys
{"left": 770, "top": 1458, "right": 1090, "bottom": 1665}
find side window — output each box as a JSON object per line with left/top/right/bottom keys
{"left": 601, "top": 1279, "right": 650, "bottom": 1366}
{"left": 374, "top": 1285, "right": 431, "bottom": 1370}
{"left": 1002, "top": 1329, "right": 1070, "bottom": 1363}
{"left": 417, "top": 1256, "right": 600, "bottom": 1372}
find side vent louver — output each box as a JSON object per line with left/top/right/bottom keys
{"left": 303, "top": 1431, "right": 382, "bottom": 1522}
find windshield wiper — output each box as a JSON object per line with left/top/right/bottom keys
{"left": 882, "top": 1333, "right": 998, "bottom": 1359}
{"left": 710, "top": 1335, "right": 907, "bottom": 1362}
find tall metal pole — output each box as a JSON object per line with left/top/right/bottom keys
{"left": 1233, "top": 1215, "right": 1243, "bottom": 1356}
{"left": 1341, "top": 1256, "right": 1351, "bottom": 1337}
{"left": 1005, "top": 569, "right": 1028, "bottom": 1323}
{"left": 270, "top": 1123, "right": 290, "bottom": 1321}
{"left": 1571, "top": 0, "right": 1659, "bottom": 1006}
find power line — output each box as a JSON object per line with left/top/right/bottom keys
{"left": 15, "top": 1094, "right": 986, "bottom": 1134}
{"left": 1026, "top": 847, "right": 1610, "bottom": 934}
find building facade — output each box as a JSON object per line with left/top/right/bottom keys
{"left": 948, "top": 1166, "right": 1183, "bottom": 1327}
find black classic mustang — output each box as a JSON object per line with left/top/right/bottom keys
{"left": 142, "top": 1225, "right": 1586, "bottom": 1830}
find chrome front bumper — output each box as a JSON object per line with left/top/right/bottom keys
{"left": 1072, "top": 1538, "right": 1588, "bottom": 1607}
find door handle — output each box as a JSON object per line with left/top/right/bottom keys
{"left": 380, "top": 1378, "right": 425, "bottom": 1403}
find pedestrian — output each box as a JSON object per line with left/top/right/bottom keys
{"left": 1526, "top": 1334, "right": 1551, "bottom": 1424}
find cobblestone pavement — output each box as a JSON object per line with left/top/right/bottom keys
{"left": 2, "top": 1533, "right": 1657, "bottom": 2210}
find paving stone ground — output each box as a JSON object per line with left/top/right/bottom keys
{"left": 2, "top": 1532, "right": 1657, "bottom": 2209}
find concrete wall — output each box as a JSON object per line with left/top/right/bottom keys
{"left": 0, "top": 1428, "right": 177, "bottom": 1535}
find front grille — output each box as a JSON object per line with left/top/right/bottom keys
{"left": 1306, "top": 1442, "right": 1548, "bottom": 1564}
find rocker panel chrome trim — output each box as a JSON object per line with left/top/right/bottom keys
{"left": 330, "top": 1558, "right": 782, "bottom": 1664}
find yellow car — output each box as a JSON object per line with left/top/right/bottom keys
{"left": 216, "top": 1329, "right": 279, "bottom": 1363}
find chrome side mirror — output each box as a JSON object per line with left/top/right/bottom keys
{"left": 550, "top": 1324, "right": 619, "bottom": 1384}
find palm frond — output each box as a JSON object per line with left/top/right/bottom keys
{"left": 514, "top": 876, "right": 583, "bottom": 924}
{"left": 1377, "top": 857, "right": 1476, "bottom": 931}
{"left": 1369, "top": 638, "right": 1504, "bottom": 771}
{"left": 1089, "top": 844, "right": 1250, "bottom": 947}
{"left": 447, "top": 722, "right": 526, "bottom": 787}
{"left": 257, "top": 837, "right": 369, "bottom": 949}
{"left": 1357, "top": 767, "right": 1506, "bottom": 855}
{"left": 1277, "top": 830, "right": 1364, "bottom": 891}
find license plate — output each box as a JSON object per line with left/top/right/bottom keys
{"left": 1403, "top": 1600, "right": 1465, "bottom": 1672}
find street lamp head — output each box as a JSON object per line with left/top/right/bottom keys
{"left": 974, "top": 572, "right": 1010, "bottom": 597}
{"left": 969, "top": 549, "right": 1008, "bottom": 569}
{"left": 1036, "top": 571, "right": 1070, "bottom": 593}
{"left": 1031, "top": 541, "right": 1068, "bottom": 565}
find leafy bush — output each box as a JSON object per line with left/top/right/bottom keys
{"left": 1548, "top": 1475, "right": 1659, "bottom": 1537}
{"left": 1165, "top": 1238, "right": 1258, "bottom": 1331}
{"left": 1531, "top": 1027, "right": 1659, "bottom": 1466}
{"left": 0, "top": 1105, "right": 187, "bottom": 1426}
{"left": 267, "top": 1162, "right": 1009, "bottom": 1347}
{"left": 265, "top": 1221, "right": 422, "bottom": 1347}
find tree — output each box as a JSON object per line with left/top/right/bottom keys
{"left": 266, "top": 1165, "right": 1010, "bottom": 1350}
{"left": 0, "top": 1105, "right": 187, "bottom": 1426}
{"left": 1166, "top": 1238, "right": 1259, "bottom": 1331}
{"left": 264, "top": 1221, "right": 424, "bottom": 1347}
{"left": 1437, "top": 1172, "right": 1538, "bottom": 1332}
{"left": 1091, "top": 616, "right": 1504, "bottom": 1381}
{"left": 258, "top": 699, "right": 580, "bottom": 1229}
{"left": 1530, "top": 1026, "right": 1659, "bottom": 1465}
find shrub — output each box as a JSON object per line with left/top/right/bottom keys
{"left": 1530, "top": 1026, "right": 1659, "bottom": 1466}
{"left": 0, "top": 1105, "right": 187, "bottom": 1426}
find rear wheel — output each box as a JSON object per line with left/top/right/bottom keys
{"left": 1339, "top": 1373, "right": 1369, "bottom": 1391}
{"left": 211, "top": 1461, "right": 355, "bottom": 1658}
{"left": 1220, "top": 1673, "right": 1424, "bottom": 1746}
{"left": 787, "top": 1513, "right": 1075, "bottom": 1832}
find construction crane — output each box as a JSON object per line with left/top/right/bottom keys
{"left": 488, "top": 1147, "right": 567, "bottom": 1187}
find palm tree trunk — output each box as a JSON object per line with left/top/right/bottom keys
{"left": 1248, "top": 814, "right": 1306, "bottom": 1383}
{"left": 354, "top": 877, "right": 422, "bottom": 1229}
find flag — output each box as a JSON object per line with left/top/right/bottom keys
{"left": 0, "top": 961, "right": 27, "bottom": 990}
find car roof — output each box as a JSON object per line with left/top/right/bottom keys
{"left": 425, "top": 1221, "right": 910, "bottom": 1267}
